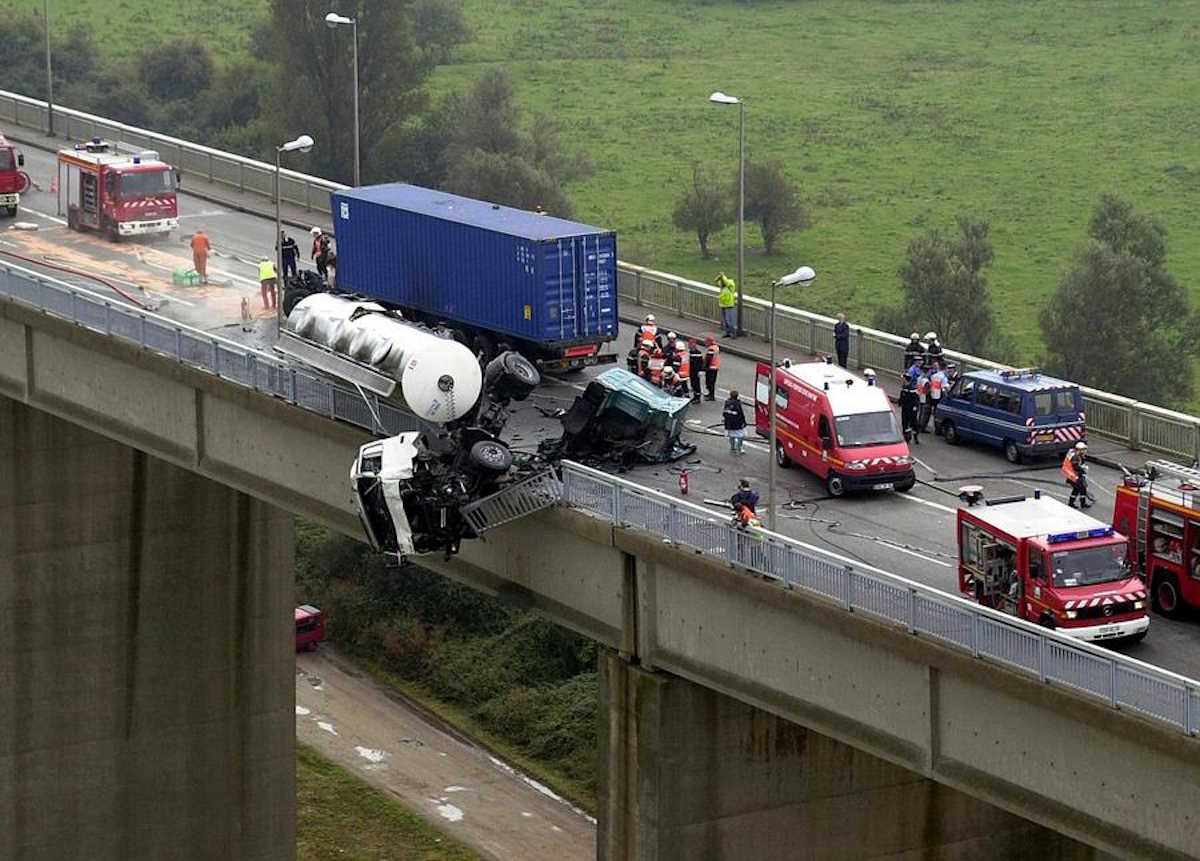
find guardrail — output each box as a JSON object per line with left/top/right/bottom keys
{"left": 1, "top": 206, "right": 1196, "bottom": 739}
{"left": 3, "top": 89, "right": 1200, "bottom": 458}
{"left": 559, "top": 461, "right": 1200, "bottom": 737}
{"left": 0, "top": 260, "right": 416, "bottom": 438}
{"left": 0, "top": 90, "right": 347, "bottom": 216}
{"left": 617, "top": 261, "right": 1200, "bottom": 461}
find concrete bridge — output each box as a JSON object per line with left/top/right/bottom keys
{"left": 2, "top": 263, "right": 1198, "bottom": 860}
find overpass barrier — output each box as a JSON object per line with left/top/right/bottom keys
{"left": 0, "top": 216, "right": 1197, "bottom": 738}
{"left": 2, "top": 87, "right": 1198, "bottom": 461}
{"left": 559, "top": 461, "right": 1200, "bottom": 738}
{"left": 0, "top": 260, "right": 415, "bottom": 439}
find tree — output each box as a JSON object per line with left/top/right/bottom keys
{"left": 742, "top": 159, "right": 808, "bottom": 254}
{"left": 410, "top": 0, "right": 470, "bottom": 66}
{"left": 266, "top": 0, "right": 465, "bottom": 184}
{"left": 445, "top": 148, "right": 574, "bottom": 217}
{"left": 0, "top": 12, "right": 100, "bottom": 100}
{"left": 672, "top": 163, "right": 731, "bottom": 258}
{"left": 1040, "top": 194, "right": 1198, "bottom": 406}
{"left": 874, "top": 214, "right": 996, "bottom": 355}
{"left": 138, "top": 39, "right": 214, "bottom": 103}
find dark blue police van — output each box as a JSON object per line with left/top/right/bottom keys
{"left": 934, "top": 368, "right": 1086, "bottom": 463}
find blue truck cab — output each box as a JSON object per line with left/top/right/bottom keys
{"left": 935, "top": 368, "right": 1086, "bottom": 464}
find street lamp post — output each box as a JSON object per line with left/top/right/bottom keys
{"left": 767, "top": 265, "right": 816, "bottom": 531}
{"left": 325, "top": 12, "right": 360, "bottom": 187}
{"left": 709, "top": 91, "right": 745, "bottom": 336}
{"left": 44, "top": 0, "right": 53, "bottom": 136}
{"left": 275, "top": 134, "right": 315, "bottom": 329}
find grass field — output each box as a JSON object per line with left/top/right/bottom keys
{"left": 9, "top": 0, "right": 1200, "bottom": 363}
{"left": 298, "top": 743, "right": 481, "bottom": 860}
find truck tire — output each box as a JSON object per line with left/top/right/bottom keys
{"left": 896, "top": 475, "right": 916, "bottom": 492}
{"left": 775, "top": 441, "right": 792, "bottom": 469}
{"left": 942, "top": 421, "right": 959, "bottom": 445}
{"left": 826, "top": 473, "right": 846, "bottom": 497}
{"left": 105, "top": 219, "right": 120, "bottom": 243}
{"left": 1151, "top": 573, "right": 1183, "bottom": 618}
{"left": 1004, "top": 439, "right": 1022, "bottom": 464}
{"left": 469, "top": 440, "right": 513, "bottom": 473}
{"left": 3, "top": 205, "right": 15, "bottom": 218}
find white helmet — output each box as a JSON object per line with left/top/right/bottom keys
{"left": 924, "top": 331, "right": 938, "bottom": 341}
{"left": 310, "top": 226, "right": 322, "bottom": 236}
{"left": 666, "top": 331, "right": 677, "bottom": 342}
{"left": 645, "top": 314, "right": 656, "bottom": 323}
{"left": 910, "top": 332, "right": 920, "bottom": 341}
{"left": 676, "top": 339, "right": 686, "bottom": 351}
{"left": 1075, "top": 441, "right": 1088, "bottom": 450}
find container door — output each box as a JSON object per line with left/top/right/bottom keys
{"left": 574, "top": 234, "right": 614, "bottom": 339}
{"left": 553, "top": 239, "right": 579, "bottom": 340}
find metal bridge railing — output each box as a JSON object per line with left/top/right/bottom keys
{"left": 558, "top": 461, "right": 1200, "bottom": 737}
{"left": 4, "top": 86, "right": 1200, "bottom": 461}
{"left": 0, "top": 261, "right": 417, "bottom": 439}
{"left": 2, "top": 224, "right": 1197, "bottom": 738}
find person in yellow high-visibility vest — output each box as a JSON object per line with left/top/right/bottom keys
{"left": 716, "top": 272, "right": 737, "bottom": 337}
{"left": 258, "top": 257, "right": 278, "bottom": 310}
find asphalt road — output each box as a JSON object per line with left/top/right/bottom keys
{"left": 296, "top": 647, "right": 594, "bottom": 860}
{"left": 6, "top": 144, "right": 1198, "bottom": 682}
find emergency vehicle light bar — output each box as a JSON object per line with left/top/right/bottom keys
{"left": 1000, "top": 367, "right": 1042, "bottom": 379}
{"left": 1047, "top": 526, "right": 1113, "bottom": 543}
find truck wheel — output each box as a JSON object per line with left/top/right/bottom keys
{"left": 942, "top": 421, "right": 959, "bottom": 445}
{"left": 3, "top": 205, "right": 15, "bottom": 218}
{"left": 1152, "top": 573, "right": 1183, "bottom": 618}
{"left": 105, "top": 219, "right": 120, "bottom": 243}
{"left": 1123, "top": 630, "right": 1148, "bottom": 645}
{"left": 469, "top": 440, "right": 513, "bottom": 473}
{"left": 775, "top": 441, "right": 791, "bottom": 469}
{"left": 896, "top": 475, "right": 916, "bottom": 492}
{"left": 1004, "top": 439, "right": 1022, "bottom": 464}
{"left": 826, "top": 473, "right": 846, "bottom": 497}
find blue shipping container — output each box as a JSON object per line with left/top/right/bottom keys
{"left": 331, "top": 184, "right": 618, "bottom": 351}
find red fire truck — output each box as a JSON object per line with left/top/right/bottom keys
{"left": 295, "top": 604, "right": 326, "bottom": 651}
{"left": 957, "top": 491, "right": 1149, "bottom": 643}
{"left": 56, "top": 138, "right": 179, "bottom": 240}
{"left": 1113, "top": 459, "right": 1200, "bottom": 618}
{"left": 0, "top": 133, "right": 28, "bottom": 217}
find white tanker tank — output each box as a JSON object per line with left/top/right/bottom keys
{"left": 284, "top": 292, "right": 482, "bottom": 423}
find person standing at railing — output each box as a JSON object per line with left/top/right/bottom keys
{"left": 834, "top": 312, "right": 850, "bottom": 368}
{"left": 903, "top": 333, "right": 924, "bottom": 370}
{"left": 704, "top": 335, "right": 721, "bottom": 401}
{"left": 190, "top": 229, "right": 211, "bottom": 284}
{"left": 924, "top": 331, "right": 943, "bottom": 368}
{"left": 716, "top": 272, "right": 737, "bottom": 338}
{"left": 687, "top": 337, "right": 704, "bottom": 403}
{"left": 898, "top": 374, "right": 920, "bottom": 445}
{"left": 730, "top": 477, "right": 759, "bottom": 513}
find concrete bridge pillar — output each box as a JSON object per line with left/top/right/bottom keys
{"left": 598, "top": 651, "right": 1102, "bottom": 861}
{"left": 0, "top": 397, "right": 295, "bottom": 860}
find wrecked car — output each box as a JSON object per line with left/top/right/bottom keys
{"left": 543, "top": 367, "right": 697, "bottom": 467}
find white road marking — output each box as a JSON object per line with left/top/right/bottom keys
{"left": 881, "top": 541, "right": 952, "bottom": 567}
{"left": 434, "top": 802, "right": 464, "bottom": 822}
{"left": 316, "top": 721, "right": 338, "bottom": 735}
{"left": 177, "top": 210, "right": 229, "bottom": 219}
{"left": 18, "top": 205, "right": 68, "bottom": 226}
{"left": 444, "top": 785, "right": 469, "bottom": 793}
{"left": 894, "top": 493, "right": 957, "bottom": 514}
{"left": 355, "top": 746, "right": 386, "bottom": 763}
{"left": 295, "top": 705, "right": 310, "bottom": 716}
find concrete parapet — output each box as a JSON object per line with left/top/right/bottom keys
{"left": 0, "top": 397, "right": 295, "bottom": 860}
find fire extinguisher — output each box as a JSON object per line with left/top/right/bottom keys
{"left": 679, "top": 468, "right": 689, "bottom": 495}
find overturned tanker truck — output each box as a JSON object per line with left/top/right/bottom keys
{"left": 281, "top": 280, "right": 560, "bottom": 560}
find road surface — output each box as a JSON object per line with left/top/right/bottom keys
{"left": 296, "top": 647, "right": 594, "bottom": 861}
{"left": 5, "top": 142, "right": 1198, "bottom": 682}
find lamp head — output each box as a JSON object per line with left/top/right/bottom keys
{"left": 326, "top": 12, "right": 354, "bottom": 28}
{"left": 281, "top": 134, "right": 315, "bottom": 154}
{"left": 709, "top": 91, "right": 741, "bottom": 105}
{"left": 776, "top": 265, "right": 816, "bottom": 287}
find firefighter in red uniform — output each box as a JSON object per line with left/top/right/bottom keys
{"left": 673, "top": 339, "right": 690, "bottom": 397}
{"left": 1062, "top": 441, "right": 1092, "bottom": 508}
{"left": 637, "top": 314, "right": 659, "bottom": 349}
{"left": 648, "top": 346, "right": 666, "bottom": 386}
{"left": 636, "top": 339, "right": 654, "bottom": 380}
{"left": 704, "top": 336, "right": 721, "bottom": 401}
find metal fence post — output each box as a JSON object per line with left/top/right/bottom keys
{"left": 305, "top": 182, "right": 312, "bottom": 212}
{"left": 969, "top": 613, "right": 979, "bottom": 657}
{"left": 808, "top": 318, "right": 816, "bottom": 354}
{"left": 207, "top": 153, "right": 213, "bottom": 182}
{"left": 843, "top": 565, "right": 854, "bottom": 610}
{"left": 668, "top": 505, "right": 679, "bottom": 544}
{"left": 1038, "top": 636, "right": 1048, "bottom": 682}
{"left": 612, "top": 484, "right": 622, "bottom": 525}
{"left": 674, "top": 280, "right": 683, "bottom": 316}
{"left": 211, "top": 339, "right": 219, "bottom": 375}
{"left": 854, "top": 328, "right": 863, "bottom": 370}
{"left": 239, "top": 162, "right": 245, "bottom": 192}
{"left": 175, "top": 328, "right": 182, "bottom": 360}
{"left": 634, "top": 270, "right": 642, "bottom": 306}
{"left": 1129, "top": 405, "right": 1140, "bottom": 450}
{"left": 907, "top": 587, "right": 917, "bottom": 632}
{"left": 288, "top": 368, "right": 297, "bottom": 403}
{"left": 724, "top": 525, "right": 735, "bottom": 564}
{"left": 1186, "top": 684, "right": 1195, "bottom": 736}
{"left": 1109, "top": 660, "right": 1118, "bottom": 708}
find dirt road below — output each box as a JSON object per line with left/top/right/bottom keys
{"left": 296, "top": 648, "right": 595, "bottom": 861}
